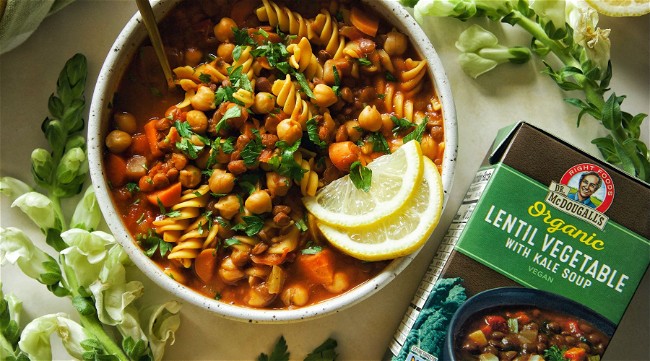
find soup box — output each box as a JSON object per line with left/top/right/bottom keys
{"left": 385, "top": 122, "right": 650, "bottom": 360}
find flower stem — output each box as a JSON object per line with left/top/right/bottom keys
{"left": 79, "top": 313, "right": 130, "bottom": 361}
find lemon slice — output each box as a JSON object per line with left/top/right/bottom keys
{"left": 585, "top": 0, "right": 650, "bottom": 16}
{"left": 303, "top": 140, "right": 424, "bottom": 228}
{"left": 317, "top": 157, "right": 443, "bottom": 261}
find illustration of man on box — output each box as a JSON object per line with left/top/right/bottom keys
{"left": 568, "top": 171, "right": 602, "bottom": 208}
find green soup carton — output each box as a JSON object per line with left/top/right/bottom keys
{"left": 385, "top": 122, "right": 649, "bottom": 361}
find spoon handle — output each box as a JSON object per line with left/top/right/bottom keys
{"left": 135, "top": 0, "right": 175, "bottom": 89}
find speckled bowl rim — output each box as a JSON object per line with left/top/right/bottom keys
{"left": 88, "top": 0, "right": 457, "bottom": 323}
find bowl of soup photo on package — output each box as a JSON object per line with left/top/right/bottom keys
{"left": 443, "top": 288, "right": 615, "bottom": 361}
{"left": 88, "top": 0, "right": 457, "bottom": 322}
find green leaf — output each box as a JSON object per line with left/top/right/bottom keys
{"left": 232, "top": 215, "right": 265, "bottom": 236}
{"left": 241, "top": 129, "right": 263, "bottom": 166}
{"left": 269, "top": 140, "right": 306, "bottom": 181}
{"left": 358, "top": 57, "right": 372, "bottom": 66}
{"left": 258, "top": 336, "right": 289, "bottom": 361}
{"left": 72, "top": 296, "right": 96, "bottom": 316}
{"left": 368, "top": 132, "right": 390, "bottom": 154}
{"left": 349, "top": 161, "right": 372, "bottom": 192}
{"left": 215, "top": 104, "right": 242, "bottom": 133}
{"left": 304, "top": 338, "right": 338, "bottom": 361}
{"left": 291, "top": 70, "right": 314, "bottom": 98}
{"left": 306, "top": 118, "right": 327, "bottom": 149}
{"left": 403, "top": 117, "right": 428, "bottom": 143}
{"left": 601, "top": 93, "right": 623, "bottom": 131}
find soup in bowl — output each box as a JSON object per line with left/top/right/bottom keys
{"left": 88, "top": 0, "right": 457, "bottom": 322}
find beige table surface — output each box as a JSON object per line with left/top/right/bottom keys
{"left": 1, "top": 0, "right": 648, "bottom": 360}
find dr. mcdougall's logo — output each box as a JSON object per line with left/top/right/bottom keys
{"left": 545, "top": 163, "right": 614, "bottom": 230}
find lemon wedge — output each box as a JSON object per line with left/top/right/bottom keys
{"left": 303, "top": 140, "right": 424, "bottom": 228}
{"left": 317, "top": 157, "right": 443, "bottom": 261}
{"left": 585, "top": 0, "right": 650, "bottom": 16}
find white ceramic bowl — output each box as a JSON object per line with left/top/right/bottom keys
{"left": 88, "top": 0, "right": 457, "bottom": 323}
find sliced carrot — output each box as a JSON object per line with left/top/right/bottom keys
{"left": 106, "top": 153, "right": 128, "bottom": 187}
{"left": 564, "top": 347, "right": 587, "bottom": 361}
{"left": 350, "top": 7, "right": 379, "bottom": 37}
{"left": 143, "top": 119, "right": 163, "bottom": 158}
{"left": 129, "top": 133, "right": 151, "bottom": 158}
{"left": 295, "top": 248, "right": 335, "bottom": 285}
{"left": 195, "top": 248, "right": 217, "bottom": 283}
{"left": 146, "top": 181, "right": 182, "bottom": 208}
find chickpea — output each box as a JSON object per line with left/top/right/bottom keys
{"left": 266, "top": 171, "right": 291, "bottom": 197}
{"left": 208, "top": 168, "right": 236, "bottom": 194}
{"left": 245, "top": 190, "right": 273, "bottom": 214}
{"left": 214, "top": 17, "right": 237, "bottom": 43}
{"left": 179, "top": 165, "right": 202, "bottom": 188}
{"left": 186, "top": 110, "right": 208, "bottom": 134}
{"left": 358, "top": 105, "right": 382, "bottom": 132}
{"left": 380, "top": 113, "right": 394, "bottom": 133}
{"left": 252, "top": 92, "right": 276, "bottom": 114}
{"left": 113, "top": 112, "right": 137, "bottom": 134}
{"left": 217, "top": 43, "right": 235, "bottom": 63}
{"left": 340, "top": 87, "right": 354, "bottom": 103}
{"left": 276, "top": 118, "right": 302, "bottom": 144}
{"left": 344, "top": 120, "right": 363, "bottom": 142}
{"left": 184, "top": 47, "right": 203, "bottom": 67}
{"left": 312, "top": 84, "right": 338, "bottom": 107}
{"left": 323, "top": 272, "right": 350, "bottom": 293}
{"left": 383, "top": 29, "right": 408, "bottom": 56}
{"left": 214, "top": 194, "right": 240, "bottom": 220}
{"left": 281, "top": 284, "right": 309, "bottom": 307}
{"left": 105, "top": 130, "right": 132, "bottom": 154}
{"left": 191, "top": 85, "right": 216, "bottom": 111}
{"left": 420, "top": 134, "right": 438, "bottom": 161}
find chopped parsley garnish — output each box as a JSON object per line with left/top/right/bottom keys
{"left": 385, "top": 71, "right": 397, "bottom": 81}
{"left": 224, "top": 237, "right": 241, "bottom": 247}
{"left": 138, "top": 230, "right": 172, "bottom": 258}
{"left": 136, "top": 213, "right": 145, "bottom": 224}
{"left": 231, "top": 215, "right": 265, "bottom": 236}
{"left": 214, "top": 104, "right": 242, "bottom": 133}
{"left": 125, "top": 182, "right": 139, "bottom": 194}
{"left": 241, "top": 129, "right": 263, "bottom": 166}
{"left": 295, "top": 218, "right": 308, "bottom": 232}
{"left": 391, "top": 116, "right": 415, "bottom": 134}
{"left": 358, "top": 57, "right": 372, "bottom": 66}
{"left": 403, "top": 116, "right": 428, "bottom": 143}
{"left": 268, "top": 140, "right": 306, "bottom": 181}
{"left": 306, "top": 118, "right": 327, "bottom": 149}
{"left": 237, "top": 172, "right": 260, "bottom": 196}
{"left": 349, "top": 161, "right": 372, "bottom": 192}
{"left": 165, "top": 210, "right": 181, "bottom": 218}
{"left": 291, "top": 70, "right": 314, "bottom": 98}
{"left": 215, "top": 65, "right": 253, "bottom": 107}
{"left": 368, "top": 132, "right": 390, "bottom": 154}
{"left": 301, "top": 243, "right": 322, "bottom": 254}
{"left": 331, "top": 66, "right": 341, "bottom": 96}
{"left": 174, "top": 120, "right": 208, "bottom": 159}
{"left": 198, "top": 73, "right": 211, "bottom": 84}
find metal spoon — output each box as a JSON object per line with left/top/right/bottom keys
{"left": 135, "top": 0, "right": 175, "bottom": 89}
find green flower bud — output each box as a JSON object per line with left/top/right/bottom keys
{"left": 455, "top": 24, "right": 531, "bottom": 78}
{"left": 31, "top": 148, "right": 53, "bottom": 185}
{"left": 65, "top": 134, "right": 87, "bottom": 152}
{"left": 56, "top": 147, "right": 87, "bottom": 184}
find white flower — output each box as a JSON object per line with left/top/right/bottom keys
{"left": 11, "top": 192, "right": 58, "bottom": 231}
{"left": 0, "top": 227, "right": 57, "bottom": 283}
{"left": 530, "top": 0, "right": 566, "bottom": 29}
{"left": 18, "top": 313, "right": 90, "bottom": 360}
{"left": 566, "top": 0, "right": 611, "bottom": 72}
